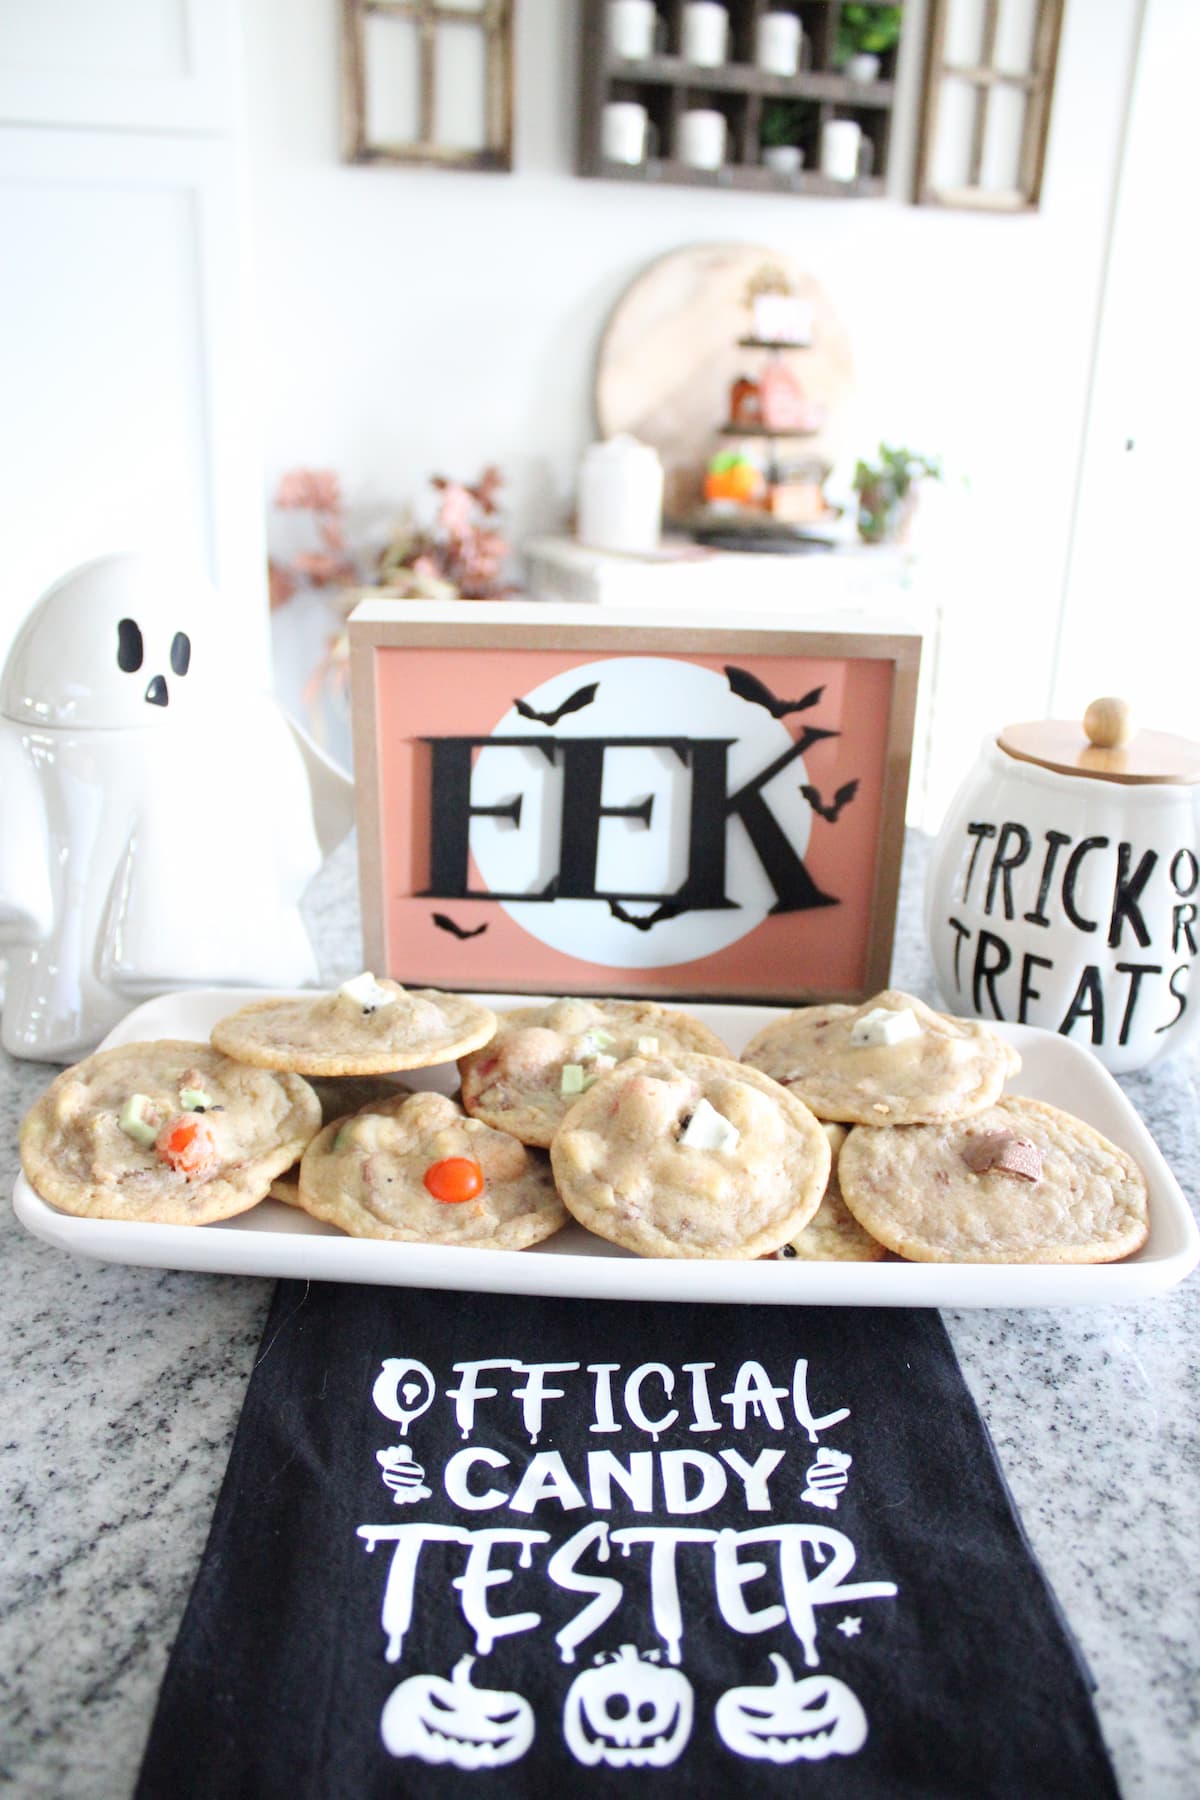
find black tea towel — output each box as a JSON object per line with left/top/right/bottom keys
{"left": 137, "top": 1283, "right": 1119, "bottom": 1799}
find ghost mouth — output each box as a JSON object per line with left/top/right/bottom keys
{"left": 144, "top": 675, "right": 169, "bottom": 707}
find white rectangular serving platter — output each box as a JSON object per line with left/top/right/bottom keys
{"left": 13, "top": 989, "right": 1200, "bottom": 1307}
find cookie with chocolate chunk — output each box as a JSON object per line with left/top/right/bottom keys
{"left": 20, "top": 1039, "right": 320, "bottom": 1225}
{"left": 550, "top": 1052, "right": 829, "bottom": 1260}
{"left": 740, "top": 989, "right": 1019, "bottom": 1126}
{"left": 211, "top": 974, "right": 495, "bottom": 1076}
{"left": 836, "top": 1095, "right": 1149, "bottom": 1264}
{"left": 295, "top": 1089, "right": 566, "bottom": 1248}
{"left": 460, "top": 997, "right": 730, "bottom": 1148}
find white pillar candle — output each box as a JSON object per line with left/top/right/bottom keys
{"left": 682, "top": 2, "right": 729, "bottom": 67}
{"left": 678, "top": 107, "right": 727, "bottom": 169}
{"left": 607, "top": 0, "right": 657, "bottom": 61}
{"left": 577, "top": 436, "right": 664, "bottom": 554}
{"left": 756, "top": 11, "right": 802, "bottom": 76}
{"left": 602, "top": 101, "right": 650, "bottom": 163}
{"left": 820, "top": 118, "right": 863, "bottom": 181}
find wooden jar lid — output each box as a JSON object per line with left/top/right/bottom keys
{"left": 999, "top": 697, "right": 1200, "bottom": 785}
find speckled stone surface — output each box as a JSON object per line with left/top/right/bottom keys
{"left": 1, "top": 832, "right": 1196, "bottom": 1798}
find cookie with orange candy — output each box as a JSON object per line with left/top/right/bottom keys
{"left": 294, "top": 1089, "right": 567, "bottom": 1248}
{"left": 19, "top": 1039, "right": 320, "bottom": 1225}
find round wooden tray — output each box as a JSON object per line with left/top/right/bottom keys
{"left": 594, "top": 242, "right": 854, "bottom": 520}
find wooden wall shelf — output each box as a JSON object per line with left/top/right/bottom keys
{"left": 580, "top": 1, "right": 907, "bottom": 196}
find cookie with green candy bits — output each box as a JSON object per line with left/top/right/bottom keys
{"left": 210, "top": 973, "right": 496, "bottom": 1076}
{"left": 19, "top": 1039, "right": 320, "bottom": 1225}
{"left": 268, "top": 1074, "right": 413, "bottom": 1207}
{"left": 551, "top": 1051, "right": 830, "bottom": 1260}
{"left": 459, "top": 996, "right": 731, "bottom": 1148}
{"left": 294, "top": 1089, "right": 567, "bottom": 1248}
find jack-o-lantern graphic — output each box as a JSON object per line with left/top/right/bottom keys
{"left": 715, "top": 1654, "right": 867, "bottom": 1764}
{"left": 380, "top": 1654, "right": 534, "bottom": 1769}
{"left": 563, "top": 1645, "right": 693, "bottom": 1769}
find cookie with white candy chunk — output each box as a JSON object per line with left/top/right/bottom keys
{"left": 739, "top": 989, "right": 1020, "bottom": 1126}
{"left": 550, "top": 1052, "right": 830, "bottom": 1260}
{"left": 20, "top": 1040, "right": 321, "bottom": 1225}
{"left": 210, "top": 974, "right": 496, "bottom": 1076}
{"left": 775, "top": 1122, "right": 888, "bottom": 1263}
{"left": 295, "top": 1089, "right": 567, "bottom": 1248}
{"left": 459, "top": 996, "right": 731, "bottom": 1148}
{"left": 836, "top": 1096, "right": 1150, "bottom": 1264}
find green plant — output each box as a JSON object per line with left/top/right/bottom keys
{"left": 852, "top": 443, "right": 942, "bottom": 544}
{"left": 836, "top": 4, "right": 902, "bottom": 64}
{"left": 761, "top": 100, "right": 809, "bottom": 147}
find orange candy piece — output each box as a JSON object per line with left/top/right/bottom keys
{"left": 156, "top": 1113, "right": 217, "bottom": 1178}
{"left": 423, "top": 1156, "right": 484, "bottom": 1204}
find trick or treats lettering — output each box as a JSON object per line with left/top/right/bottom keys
{"left": 943, "top": 821, "right": 1198, "bottom": 1049}
{"left": 357, "top": 1352, "right": 898, "bottom": 1779}
{"left": 414, "top": 657, "right": 870, "bottom": 970}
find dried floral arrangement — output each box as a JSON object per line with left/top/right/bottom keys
{"left": 268, "top": 464, "right": 513, "bottom": 721}
{"left": 377, "top": 466, "right": 512, "bottom": 601}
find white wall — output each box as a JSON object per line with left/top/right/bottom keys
{"left": 243, "top": 0, "right": 1143, "bottom": 813}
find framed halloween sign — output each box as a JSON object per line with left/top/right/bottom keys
{"left": 349, "top": 603, "right": 920, "bottom": 1003}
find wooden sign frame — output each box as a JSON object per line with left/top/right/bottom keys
{"left": 350, "top": 602, "right": 920, "bottom": 1005}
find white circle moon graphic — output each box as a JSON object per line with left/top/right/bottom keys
{"left": 468, "top": 657, "right": 814, "bottom": 969}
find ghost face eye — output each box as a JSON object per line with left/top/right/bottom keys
{"left": 171, "top": 631, "right": 191, "bottom": 676}
{"left": 117, "top": 618, "right": 144, "bottom": 673}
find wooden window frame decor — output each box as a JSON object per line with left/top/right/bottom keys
{"left": 342, "top": 0, "right": 514, "bottom": 172}
{"left": 916, "top": 0, "right": 1064, "bottom": 211}
{"left": 349, "top": 601, "right": 921, "bottom": 1004}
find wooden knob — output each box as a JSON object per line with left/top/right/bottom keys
{"left": 1083, "top": 696, "right": 1134, "bottom": 750}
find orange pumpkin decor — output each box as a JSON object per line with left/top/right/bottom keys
{"left": 704, "top": 453, "right": 766, "bottom": 506}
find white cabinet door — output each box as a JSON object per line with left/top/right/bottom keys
{"left": 1053, "top": 0, "right": 1200, "bottom": 737}
{"left": 0, "top": 0, "right": 234, "bottom": 132}
{"left": 0, "top": 0, "right": 266, "bottom": 679}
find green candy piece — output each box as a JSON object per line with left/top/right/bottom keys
{"left": 118, "top": 1094, "right": 159, "bottom": 1149}
{"left": 560, "top": 1063, "right": 586, "bottom": 1097}
{"left": 180, "top": 1086, "right": 214, "bottom": 1112}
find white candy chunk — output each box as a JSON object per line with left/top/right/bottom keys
{"left": 591, "top": 1053, "right": 617, "bottom": 1072}
{"left": 338, "top": 971, "right": 398, "bottom": 1011}
{"left": 636, "top": 1036, "right": 659, "bottom": 1055}
{"left": 679, "top": 1097, "right": 740, "bottom": 1154}
{"left": 849, "top": 1005, "right": 921, "bottom": 1049}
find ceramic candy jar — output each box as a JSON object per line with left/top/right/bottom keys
{"left": 0, "top": 554, "right": 355, "bottom": 1061}
{"left": 925, "top": 697, "right": 1200, "bottom": 1073}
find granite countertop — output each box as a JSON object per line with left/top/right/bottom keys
{"left": 2, "top": 833, "right": 1197, "bottom": 1797}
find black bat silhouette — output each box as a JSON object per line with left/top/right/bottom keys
{"left": 725, "top": 666, "right": 825, "bottom": 719}
{"left": 513, "top": 682, "right": 599, "bottom": 727}
{"left": 431, "top": 913, "right": 489, "bottom": 940}
{"left": 801, "top": 779, "right": 859, "bottom": 824}
{"left": 607, "top": 899, "right": 687, "bottom": 932}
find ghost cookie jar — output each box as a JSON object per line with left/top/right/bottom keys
{"left": 925, "top": 698, "right": 1200, "bottom": 1073}
{"left": 0, "top": 553, "right": 354, "bottom": 1061}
